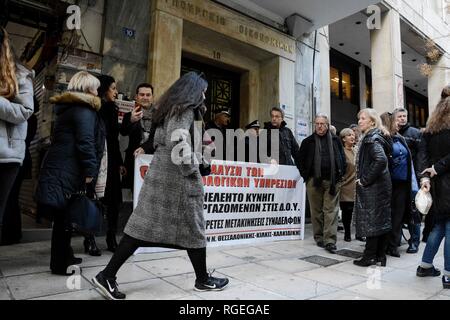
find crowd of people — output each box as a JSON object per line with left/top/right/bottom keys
{"left": 1, "top": 25, "right": 449, "bottom": 300}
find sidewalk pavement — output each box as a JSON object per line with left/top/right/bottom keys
{"left": 0, "top": 224, "right": 448, "bottom": 300}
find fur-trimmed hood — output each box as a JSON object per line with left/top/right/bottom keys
{"left": 50, "top": 92, "right": 102, "bottom": 111}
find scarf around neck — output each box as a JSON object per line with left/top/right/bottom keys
{"left": 314, "top": 130, "right": 337, "bottom": 195}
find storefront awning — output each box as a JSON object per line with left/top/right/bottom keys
{"left": 248, "top": 0, "right": 382, "bottom": 33}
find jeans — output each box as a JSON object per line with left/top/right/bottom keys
{"left": 409, "top": 223, "right": 421, "bottom": 247}
{"left": 421, "top": 219, "right": 450, "bottom": 275}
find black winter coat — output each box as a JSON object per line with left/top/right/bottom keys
{"left": 119, "top": 112, "right": 152, "bottom": 189}
{"left": 99, "top": 101, "right": 123, "bottom": 206}
{"left": 35, "top": 92, "right": 106, "bottom": 209}
{"left": 417, "top": 129, "right": 450, "bottom": 223}
{"left": 296, "top": 133, "right": 347, "bottom": 183}
{"left": 354, "top": 129, "right": 392, "bottom": 238}
{"left": 264, "top": 121, "right": 300, "bottom": 166}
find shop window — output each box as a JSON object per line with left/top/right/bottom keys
{"left": 329, "top": 67, "right": 357, "bottom": 104}
{"left": 342, "top": 72, "right": 352, "bottom": 101}
{"left": 330, "top": 67, "right": 340, "bottom": 98}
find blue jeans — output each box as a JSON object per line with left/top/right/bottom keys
{"left": 421, "top": 219, "right": 450, "bottom": 274}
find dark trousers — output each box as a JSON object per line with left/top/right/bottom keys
{"left": 423, "top": 211, "right": 434, "bottom": 241}
{"left": 388, "top": 181, "right": 409, "bottom": 250}
{"left": 365, "top": 233, "right": 389, "bottom": 259}
{"left": 49, "top": 206, "right": 74, "bottom": 272}
{"left": 105, "top": 203, "right": 119, "bottom": 234}
{"left": 0, "top": 163, "right": 20, "bottom": 225}
{"left": 340, "top": 202, "right": 354, "bottom": 238}
{"left": 1, "top": 167, "right": 25, "bottom": 244}
{"left": 103, "top": 234, "right": 208, "bottom": 282}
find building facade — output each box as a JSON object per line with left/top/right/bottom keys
{"left": 1, "top": 0, "right": 449, "bottom": 235}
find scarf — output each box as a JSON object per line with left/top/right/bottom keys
{"left": 140, "top": 106, "right": 154, "bottom": 144}
{"left": 314, "top": 130, "right": 337, "bottom": 195}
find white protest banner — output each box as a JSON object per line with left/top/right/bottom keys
{"left": 132, "top": 156, "right": 305, "bottom": 253}
{"left": 203, "top": 161, "right": 305, "bottom": 247}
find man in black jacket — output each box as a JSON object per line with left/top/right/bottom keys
{"left": 296, "top": 114, "right": 347, "bottom": 254}
{"left": 393, "top": 107, "right": 424, "bottom": 252}
{"left": 264, "top": 107, "right": 300, "bottom": 166}
{"left": 120, "top": 83, "right": 154, "bottom": 190}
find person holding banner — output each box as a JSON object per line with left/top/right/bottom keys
{"left": 92, "top": 72, "right": 229, "bottom": 300}
{"left": 120, "top": 83, "right": 155, "bottom": 190}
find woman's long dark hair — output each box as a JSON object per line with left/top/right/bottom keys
{"left": 152, "top": 72, "right": 208, "bottom": 126}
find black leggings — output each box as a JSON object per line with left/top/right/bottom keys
{"left": 340, "top": 202, "right": 354, "bottom": 237}
{"left": 103, "top": 234, "right": 208, "bottom": 282}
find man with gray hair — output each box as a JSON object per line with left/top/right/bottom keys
{"left": 393, "top": 107, "right": 423, "bottom": 253}
{"left": 263, "top": 107, "right": 300, "bottom": 166}
{"left": 296, "top": 113, "right": 347, "bottom": 254}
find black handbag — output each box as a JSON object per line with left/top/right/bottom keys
{"left": 67, "top": 191, "right": 104, "bottom": 236}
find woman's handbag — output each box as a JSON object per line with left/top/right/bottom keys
{"left": 67, "top": 190, "right": 104, "bottom": 236}
{"left": 415, "top": 188, "right": 433, "bottom": 215}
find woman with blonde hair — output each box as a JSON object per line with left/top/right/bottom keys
{"left": 353, "top": 108, "right": 393, "bottom": 267}
{"left": 417, "top": 85, "right": 450, "bottom": 289}
{"left": 0, "top": 27, "right": 34, "bottom": 225}
{"left": 35, "top": 71, "right": 106, "bottom": 275}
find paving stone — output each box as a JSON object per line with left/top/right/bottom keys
{"left": 0, "top": 257, "right": 50, "bottom": 277}
{"left": 428, "top": 294, "right": 450, "bottom": 300}
{"left": 221, "top": 246, "right": 284, "bottom": 261}
{"left": 311, "top": 289, "right": 375, "bottom": 300}
{"left": 217, "top": 263, "right": 288, "bottom": 283}
{"left": 382, "top": 269, "right": 445, "bottom": 295}
{"left": 295, "top": 268, "right": 367, "bottom": 289}
{"left": 81, "top": 263, "right": 156, "bottom": 285}
{"left": 195, "top": 282, "right": 289, "bottom": 300}
{"left": 31, "top": 289, "right": 105, "bottom": 300}
{"left": 0, "top": 279, "right": 12, "bottom": 300}
{"left": 257, "top": 258, "right": 319, "bottom": 274}
{"left": 5, "top": 272, "right": 93, "bottom": 300}
{"left": 250, "top": 274, "right": 340, "bottom": 300}
{"left": 136, "top": 257, "right": 194, "bottom": 277}
{"left": 118, "top": 278, "right": 188, "bottom": 300}
{"left": 346, "top": 281, "right": 436, "bottom": 300}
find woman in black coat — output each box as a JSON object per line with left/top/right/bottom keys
{"left": 417, "top": 86, "right": 450, "bottom": 289}
{"left": 353, "top": 108, "right": 392, "bottom": 267}
{"left": 97, "top": 75, "right": 125, "bottom": 253}
{"left": 35, "top": 71, "right": 105, "bottom": 275}
{"left": 381, "top": 112, "right": 414, "bottom": 258}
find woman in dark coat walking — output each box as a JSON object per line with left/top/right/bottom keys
{"left": 97, "top": 75, "right": 126, "bottom": 253}
{"left": 35, "top": 71, "right": 105, "bottom": 275}
{"left": 92, "top": 72, "right": 229, "bottom": 300}
{"left": 416, "top": 85, "right": 450, "bottom": 289}
{"left": 381, "top": 112, "right": 415, "bottom": 258}
{"left": 353, "top": 108, "right": 392, "bottom": 267}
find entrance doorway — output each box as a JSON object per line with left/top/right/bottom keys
{"left": 181, "top": 56, "right": 241, "bottom": 129}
